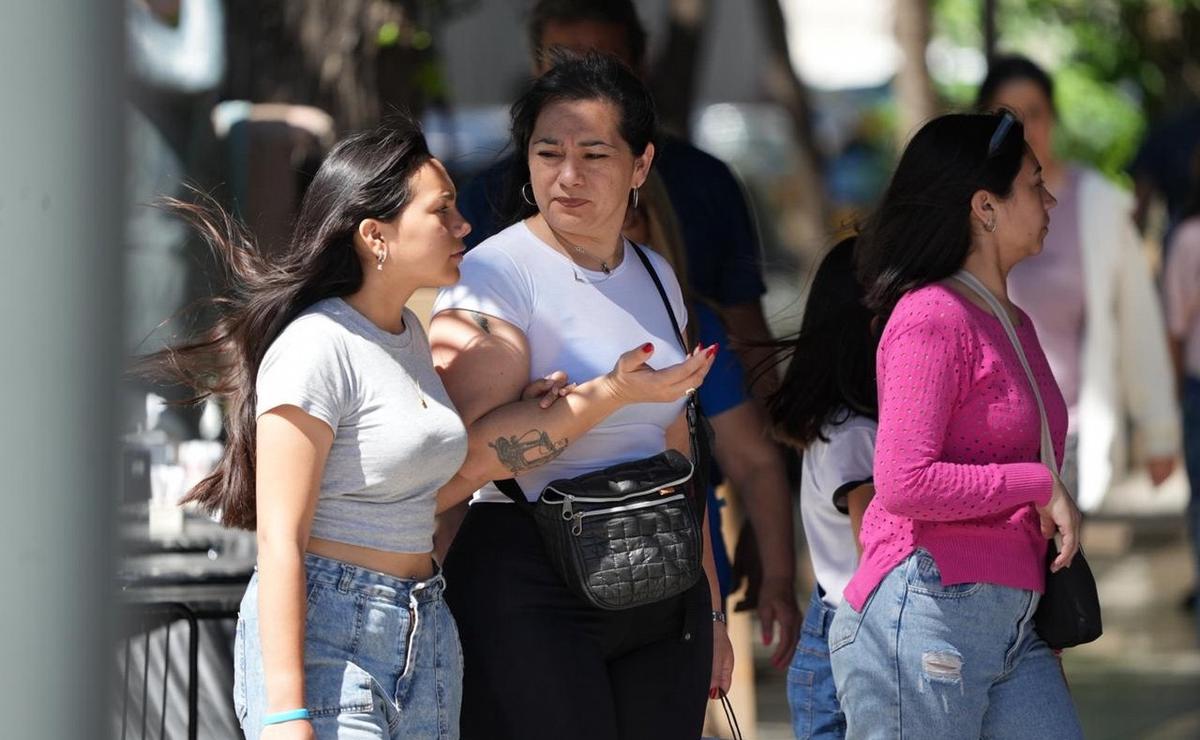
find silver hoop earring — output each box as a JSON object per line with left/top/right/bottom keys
{"left": 631, "top": 186, "right": 639, "bottom": 210}
{"left": 521, "top": 182, "right": 536, "bottom": 206}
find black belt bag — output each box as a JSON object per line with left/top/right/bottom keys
{"left": 496, "top": 244, "right": 711, "bottom": 610}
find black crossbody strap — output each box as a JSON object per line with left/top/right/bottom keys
{"left": 629, "top": 244, "right": 704, "bottom": 474}
{"left": 630, "top": 243, "right": 687, "bottom": 353}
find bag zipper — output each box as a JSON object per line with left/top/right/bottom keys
{"left": 567, "top": 493, "right": 687, "bottom": 536}
{"left": 550, "top": 469, "right": 693, "bottom": 521}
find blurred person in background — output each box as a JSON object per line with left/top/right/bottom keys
{"left": 978, "top": 55, "right": 1181, "bottom": 513}
{"left": 765, "top": 237, "right": 877, "bottom": 740}
{"left": 1162, "top": 149, "right": 1200, "bottom": 635}
{"left": 137, "top": 121, "right": 514, "bottom": 739}
{"left": 1131, "top": 105, "right": 1200, "bottom": 245}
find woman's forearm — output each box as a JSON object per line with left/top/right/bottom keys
{"left": 455, "top": 374, "right": 625, "bottom": 484}
{"left": 702, "top": 513, "right": 723, "bottom": 610}
{"left": 256, "top": 537, "right": 309, "bottom": 713}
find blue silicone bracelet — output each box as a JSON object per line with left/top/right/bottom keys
{"left": 263, "top": 708, "right": 311, "bottom": 726}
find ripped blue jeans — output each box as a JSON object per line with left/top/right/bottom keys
{"left": 828, "top": 549, "right": 1082, "bottom": 739}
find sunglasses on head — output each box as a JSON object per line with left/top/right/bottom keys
{"left": 987, "top": 110, "right": 1016, "bottom": 157}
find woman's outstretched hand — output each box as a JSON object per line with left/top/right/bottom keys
{"left": 603, "top": 342, "right": 717, "bottom": 405}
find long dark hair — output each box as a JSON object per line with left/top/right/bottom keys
{"left": 135, "top": 120, "right": 433, "bottom": 529}
{"left": 856, "top": 112, "right": 1026, "bottom": 320}
{"left": 764, "top": 237, "right": 878, "bottom": 448}
{"left": 500, "top": 49, "right": 656, "bottom": 226}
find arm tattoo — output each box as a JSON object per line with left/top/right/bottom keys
{"left": 471, "top": 311, "right": 491, "bottom": 334}
{"left": 488, "top": 429, "right": 568, "bottom": 475}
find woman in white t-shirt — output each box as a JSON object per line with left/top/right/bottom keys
{"left": 428, "top": 52, "right": 724, "bottom": 739}
{"left": 765, "top": 238, "right": 877, "bottom": 739}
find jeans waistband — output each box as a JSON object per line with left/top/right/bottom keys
{"left": 808, "top": 587, "right": 838, "bottom": 637}
{"left": 302, "top": 552, "right": 445, "bottom": 605}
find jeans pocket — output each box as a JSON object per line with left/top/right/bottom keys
{"left": 787, "top": 666, "right": 815, "bottom": 739}
{"left": 907, "top": 550, "right": 984, "bottom": 598}
{"left": 827, "top": 600, "right": 867, "bottom": 654}
{"left": 305, "top": 652, "right": 378, "bottom": 718}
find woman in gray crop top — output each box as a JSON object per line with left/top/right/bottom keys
{"left": 137, "top": 121, "right": 565, "bottom": 739}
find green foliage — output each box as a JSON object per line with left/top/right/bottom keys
{"left": 932, "top": 0, "right": 1199, "bottom": 181}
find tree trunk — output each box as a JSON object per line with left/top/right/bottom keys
{"left": 893, "top": 0, "right": 937, "bottom": 143}
{"left": 754, "top": 0, "right": 829, "bottom": 255}
{"left": 223, "top": 0, "right": 437, "bottom": 133}
{"left": 650, "top": 0, "right": 711, "bottom": 139}
{"left": 983, "top": 0, "right": 998, "bottom": 63}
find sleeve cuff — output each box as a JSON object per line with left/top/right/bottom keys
{"left": 1003, "top": 462, "right": 1054, "bottom": 507}
{"left": 831, "top": 478, "right": 873, "bottom": 515}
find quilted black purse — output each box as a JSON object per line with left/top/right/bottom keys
{"left": 954, "top": 270, "right": 1102, "bottom": 649}
{"left": 495, "top": 244, "right": 711, "bottom": 610}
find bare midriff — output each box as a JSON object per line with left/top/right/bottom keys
{"left": 306, "top": 536, "right": 435, "bottom": 580}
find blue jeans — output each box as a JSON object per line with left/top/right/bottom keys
{"left": 828, "top": 550, "right": 1082, "bottom": 739}
{"left": 234, "top": 554, "right": 462, "bottom": 739}
{"left": 787, "top": 589, "right": 845, "bottom": 739}
{"left": 1181, "top": 376, "right": 1200, "bottom": 640}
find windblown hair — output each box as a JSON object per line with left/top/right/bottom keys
{"left": 135, "top": 120, "right": 432, "bottom": 529}
{"left": 855, "top": 112, "right": 1026, "bottom": 320}
{"left": 764, "top": 238, "right": 878, "bottom": 448}
{"left": 500, "top": 49, "right": 657, "bottom": 227}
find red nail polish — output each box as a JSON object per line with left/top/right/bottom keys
{"left": 642, "top": 342, "right": 654, "bottom": 353}
{"left": 709, "top": 688, "right": 718, "bottom": 700}
{"left": 706, "top": 344, "right": 718, "bottom": 358}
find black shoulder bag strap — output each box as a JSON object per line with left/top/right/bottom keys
{"left": 493, "top": 243, "right": 707, "bottom": 508}
{"left": 629, "top": 244, "right": 710, "bottom": 515}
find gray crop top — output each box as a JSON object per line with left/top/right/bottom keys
{"left": 255, "top": 298, "right": 467, "bottom": 553}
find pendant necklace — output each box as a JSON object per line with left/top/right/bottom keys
{"left": 563, "top": 237, "right": 620, "bottom": 275}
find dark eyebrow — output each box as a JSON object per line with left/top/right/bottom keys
{"left": 532, "top": 137, "right": 614, "bottom": 149}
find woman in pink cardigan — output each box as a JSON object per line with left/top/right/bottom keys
{"left": 828, "top": 112, "right": 1084, "bottom": 739}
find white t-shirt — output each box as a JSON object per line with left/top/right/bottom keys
{"left": 432, "top": 220, "right": 689, "bottom": 504}
{"left": 800, "top": 413, "right": 876, "bottom": 608}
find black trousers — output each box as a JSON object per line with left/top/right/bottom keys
{"left": 443, "top": 503, "right": 713, "bottom": 740}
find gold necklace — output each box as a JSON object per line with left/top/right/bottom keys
{"left": 554, "top": 231, "right": 621, "bottom": 275}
